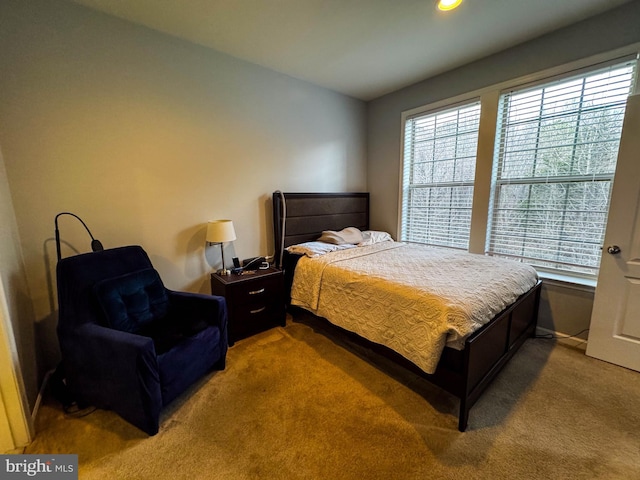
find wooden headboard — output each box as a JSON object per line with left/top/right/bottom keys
{"left": 272, "top": 192, "right": 370, "bottom": 267}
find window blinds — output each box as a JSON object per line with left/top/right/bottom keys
{"left": 487, "top": 59, "right": 637, "bottom": 276}
{"left": 401, "top": 102, "right": 481, "bottom": 249}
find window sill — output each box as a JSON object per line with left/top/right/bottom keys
{"left": 536, "top": 270, "right": 596, "bottom": 292}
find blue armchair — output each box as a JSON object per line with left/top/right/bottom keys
{"left": 56, "top": 245, "right": 228, "bottom": 435}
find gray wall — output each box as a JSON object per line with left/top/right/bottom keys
{"left": 0, "top": 0, "right": 367, "bottom": 401}
{"left": 366, "top": 1, "right": 640, "bottom": 337}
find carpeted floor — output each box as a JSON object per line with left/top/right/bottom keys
{"left": 26, "top": 315, "right": 640, "bottom": 479}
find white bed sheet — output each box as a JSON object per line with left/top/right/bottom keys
{"left": 290, "top": 242, "right": 538, "bottom": 374}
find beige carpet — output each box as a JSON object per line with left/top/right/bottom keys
{"left": 26, "top": 315, "right": 640, "bottom": 479}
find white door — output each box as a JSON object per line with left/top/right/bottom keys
{"left": 587, "top": 94, "right": 640, "bottom": 372}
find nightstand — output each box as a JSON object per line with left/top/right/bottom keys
{"left": 210, "top": 267, "right": 286, "bottom": 346}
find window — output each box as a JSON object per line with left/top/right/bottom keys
{"left": 487, "top": 60, "right": 637, "bottom": 277}
{"left": 401, "top": 101, "right": 481, "bottom": 249}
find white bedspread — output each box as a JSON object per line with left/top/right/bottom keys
{"left": 290, "top": 242, "right": 538, "bottom": 374}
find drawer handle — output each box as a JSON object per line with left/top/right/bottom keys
{"left": 249, "top": 288, "right": 265, "bottom": 295}
{"left": 250, "top": 306, "right": 266, "bottom": 314}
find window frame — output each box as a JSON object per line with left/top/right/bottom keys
{"left": 487, "top": 59, "right": 637, "bottom": 279}
{"left": 398, "top": 44, "right": 640, "bottom": 285}
{"left": 400, "top": 99, "right": 482, "bottom": 250}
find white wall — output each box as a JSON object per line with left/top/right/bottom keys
{"left": 366, "top": 2, "right": 640, "bottom": 337}
{"left": 0, "top": 0, "right": 367, "bottom": 388}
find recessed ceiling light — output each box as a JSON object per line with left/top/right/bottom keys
{"left": 437, "top": 0, "right": 463, "bottom": 11}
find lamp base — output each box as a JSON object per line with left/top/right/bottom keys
{"left": 217, "top": 268, "right": 231, "bottom": 276}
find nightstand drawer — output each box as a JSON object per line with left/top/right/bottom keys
{"left": 232, "top": 301, "right": 282, "bottom": 339}
{"left": 228, "top": 275, "right": 282, "bottom": 306}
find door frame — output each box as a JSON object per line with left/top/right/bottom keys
{"left": 0, "top": 276, "right": 32, "bottom": 452}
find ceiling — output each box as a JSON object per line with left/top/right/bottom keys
{"left": 69, "top": 0, "right": 633, "bottom": 101}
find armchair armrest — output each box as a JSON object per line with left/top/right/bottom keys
{"left": 167, "top": 291, "right": 228, "bottom": 331}
{"left": 77, "top": 322, "right": 155, "bottom": 352}
{"left": 61, "top": 323, "right": 162, "bottom": 435}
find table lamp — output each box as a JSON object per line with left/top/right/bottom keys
{"left": 206, "top": 220, "right": 236, "bottom": 275}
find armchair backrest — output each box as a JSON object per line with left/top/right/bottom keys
{"left": 56, "top": 245, "right": 154, "bottom": 334}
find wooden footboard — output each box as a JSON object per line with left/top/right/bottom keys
{"left": 432, "top": 279, "right": 542, "bottom": 430}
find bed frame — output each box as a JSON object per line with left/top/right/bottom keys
{"left": 273, "top": 191, "right": 541, "bottom": 431}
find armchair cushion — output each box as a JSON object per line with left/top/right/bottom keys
{"left": 94, "top": 268, "right": 169, "bottom": 333}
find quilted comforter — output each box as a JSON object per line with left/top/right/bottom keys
{"left": 290, "top": 242, "right": 538, "bottom": 374}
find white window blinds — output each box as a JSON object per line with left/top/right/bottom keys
{"left": 487, "top": 59, "right": 637, "bottom": 276}
{"left": 401, "top": 101, "right": 481, "bottom": 249}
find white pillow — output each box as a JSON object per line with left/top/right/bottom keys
{"left": 358, "top": 230, "right": 393, "bottom": 246}
{"left": 286, "top": 241, "right": 356, "bottom": 257}
{"left": 317, "top": 227, "right": 364, "bottom": 245}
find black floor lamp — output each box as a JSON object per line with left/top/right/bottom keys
{"left": 54, "top": 212, "right": 104, "bottom": 261}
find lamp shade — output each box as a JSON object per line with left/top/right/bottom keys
{"left": 206, "top": 220, "right": 236, "bottom": 243}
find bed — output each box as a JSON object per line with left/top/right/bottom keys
{"left": 273, "top": 191, "right": 541, "bottom": 431}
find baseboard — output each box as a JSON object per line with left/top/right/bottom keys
{"left": 536, "top": 327, "right": 588, "bottom": 352}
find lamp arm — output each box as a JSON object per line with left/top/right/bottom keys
{"left": 54, "top": 212, "right": 103, "bottom": 261}
{"left": 55, "top": 222, "right": 62, "bottom": 263}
